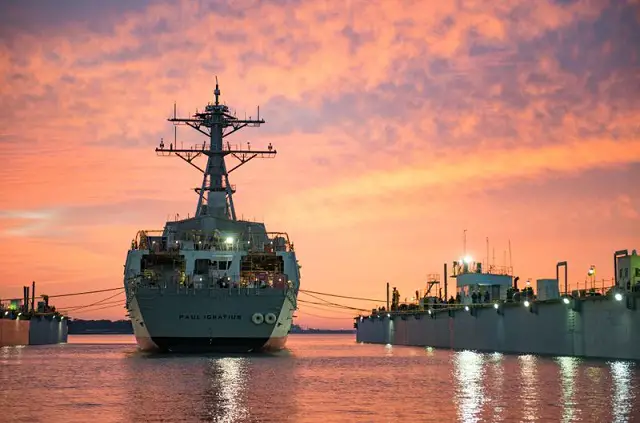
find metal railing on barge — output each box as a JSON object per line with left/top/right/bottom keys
{"left": 355, "top": 284, "right": 638, "bottom": 322}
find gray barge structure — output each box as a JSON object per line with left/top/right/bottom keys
{"left": 355, "top": 248, "right": 640, "bottom": 360}
{"left": 0, "top": 282, "right": 68, "bottom": 347}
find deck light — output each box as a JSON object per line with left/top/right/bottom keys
{"left": 387, "top": 313, "right": 390, "bottom": 317}
{"left": 493, "top": 303, "right": 499, "bottom": 309}
{"left": 523, "top": 300, "right": 530, "bottom": 308}
{"left": 428, "top": 309, "right": 432, "bottom": 315}
{"left": 563, "top": 297, "right": 570, "bottom": 305}
{"left": 464, "top": 306, "right": 470, "bottom": 312}
{"left": 225, "top": 237, "right": 234, "bottom": 244}
{"left": 615, "top": 293, "right": 623, "bottom": 302}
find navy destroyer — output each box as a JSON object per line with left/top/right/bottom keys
{"left": 123, "top": 80, "right": 300, "bottom": 352}
{"left": 355, "top": 249, "right": 640, "bottom": 360}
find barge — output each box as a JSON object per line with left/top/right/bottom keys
{"left": 0, "top": 282, "right": 68, "bottom": 347}
{"left": 355, "top": 248, "right": 640, "bottom": 360}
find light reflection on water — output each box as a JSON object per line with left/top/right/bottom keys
{"left": 519, "top": 354, "right": 539, "bottom": 422}
{"left": 210, "top": 358, "right": 248, "bottom": 423}
{"left": 453, "top": 350, "right": 485, "bottom": 423}
{"left": 610, "top": 361, "right": 635, "bottom": 423}
{"left": 1, "top": 335, "right": 640, "bottom": 422}
{"left": 486, "top": 352, "right": 505, "bottom": 422}
{"left": 558, "top": 356, "right": 580, "bottom": 423}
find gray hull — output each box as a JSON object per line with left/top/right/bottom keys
{"left": 129, "top": 287, "right": 296, "bottom": 353}
{"left": 0, "top": 317, "right": 68, "bottom": 347}
{"left": 356, "top": 296, "right": 640, "bottom": 360}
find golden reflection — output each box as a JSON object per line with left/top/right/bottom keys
{"left": 486, "top": 352, "right": 505, "bottom": 422}
{"left": 610, "top": 361, "right": 634, "bottom": 423}
{"left": 206, "top": 357, "right": 249, "bottom": 423}
{"left": 453, "top": 350, "right": 485, "bottom": 423}
{"left": 557, "top": 356, "right": 580, "bottom": 423}
{"left": 384, "top": 343, "right": 393, "bottom": 356}
{"left": 518, "top": 355, "right": 538, "bottom": 421}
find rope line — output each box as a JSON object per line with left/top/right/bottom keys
{"left": 300, "top": 292, "right": 370, "bottom": 312}
{"left": 295, "top": 310, "right": 354, "bottom": 320}
{"left": 298, "top": 298, "right": 368, "bottom": 312}
{"left": 299, "top": 289, "right": 384, "bottom": 303}
{"left": 46, "top": 287, "right": 124, "bottom": 298}
{"left": 69, "top": 303, "right": 125, "bottom": 314}
{"left": 59, "top": 290, "right": 124, "bottom": 312}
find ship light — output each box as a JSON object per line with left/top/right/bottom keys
{"left": 3, "top": 311, "right": 7, "bottom": 316}
{"left": 523, "top": 300, "right": 530, "bottom": 308}
{"left": 427, "top": 309, "right": 432, "bottom": 315}
{"left": 493, "top": 303, "right": 499, "bottom": 310}
{"left": 18, "top": 312, "right": 22, "bottom": 316}
{"left": 615, "top": 293, "right": 623, "bottom": 302}
{"left": 463, "top": 256, "right": 473, "bottom": 264}
{"left": 563, "top": 297, "right": 570, "bottom": 305}
{"left": 387, "top": 313, "right": 391, "bottom": 317}
{"left": 464, "top": 306, "right": 470, "bottom": 312}
{"left": 225, "top": 236, "right": 234, "bottom": 244}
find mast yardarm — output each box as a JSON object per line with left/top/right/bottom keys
{"left": 155, "top": 77, "right": 275, "bottom": 220}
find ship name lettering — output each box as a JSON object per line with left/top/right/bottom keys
{"left": 178, "top": 314, "right": 242, "bottom": 320}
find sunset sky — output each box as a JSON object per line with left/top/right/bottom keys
{"left": 0, "top": 0, "right": 639, "bottom": 328}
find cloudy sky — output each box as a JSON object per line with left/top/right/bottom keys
{"left": 0, "top": 0, "right": 638, "bottom": 328}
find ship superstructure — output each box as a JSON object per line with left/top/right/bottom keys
{"left": 123, "top": 80, "right": 300, "bottom": 352}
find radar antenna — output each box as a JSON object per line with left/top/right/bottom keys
{"left": 155, "top": 77, "right": 275, "bottom": 220}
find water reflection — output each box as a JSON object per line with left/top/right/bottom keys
{"left": 203, "top": 357, "right": 248, "bottom": 422}
{"left": 610, "top": 361, "right": 635, "bottom": 423}
{"left": 5, "top": 335, "right": 640, "bottom": 422}
{"left": 453, "top": 350, "right": 485, "bottom": 423}
{"left": 518, "top": 355, "right": 538, "bottom": 421}
{"left": 486, "top": 352, "right": 505, "bottom": 422}
{"left": 557, "top": 356, "right": 580, "bottom": 423}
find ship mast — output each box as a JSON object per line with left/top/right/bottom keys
{"left": 155, "top": 78, "right": 276, "bottom": 220}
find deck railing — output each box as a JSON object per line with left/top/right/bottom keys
{"left": 130, "top": 230, "right": 294, "bottom": 253}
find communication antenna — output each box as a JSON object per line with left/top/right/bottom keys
{"left": 157, "top": 76, "right": 273, "bottom": 220}
{"left": 463, "top": 229, "right": 467, "bottom": 257}
{"left": 486, "top": 237, "right": 489, "bottom": 269}
{"left": 509, "top": 239, "right": 513, "bottom": 274}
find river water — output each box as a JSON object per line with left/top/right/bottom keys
{"left": 0, "top": 334, "right": 639, "bottom": 422}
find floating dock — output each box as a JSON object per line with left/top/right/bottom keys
{"left": 0, "top": 282, "right": 68, "bottom": 347}
{"left": 355, "top": 248, "right": 640, "bottom": 360}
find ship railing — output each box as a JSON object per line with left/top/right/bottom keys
{"left": 131, "top": 230, "right": 164, "bottom": 250}
{"left": 451, "top": 263, "right": 513, "bottom": 277}
{"left": 244, "top": 231, "right": 294, "bottom": 253}
{"left": 130, "top": 272, "right": 295, "bottom": 295}
{"left": 358, "top": 285, "right": 632, "bottom": 319}
{"left": 170, "top": 283, "right": 296, "bottom": 297}
{"left": 129, "top": 229, "right": 296, "bottom": 254}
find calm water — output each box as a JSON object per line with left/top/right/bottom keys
{"left": 1, "top": 334, "right": 639, "bottom": 422}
